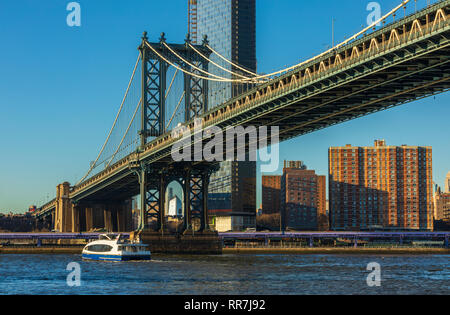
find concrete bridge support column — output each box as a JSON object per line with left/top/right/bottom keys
{"left": 85, "top": 208, "right": 93, "bottom": 232}
{"left": 71, "top": 205, "right": 81, "bottom": 233}
{"left": 51, "top": 211, "right": 55, "bottom": 231}
{"left": 104, "top": 208, "right": 113, "bottom": 232}
{"left": 124, "top": 199, "right": 133, "bottom": 232}
{"left": 120, "top": 209, "right": 126, "bottom": 232}
{"left": 117, "top": 204, "right": 126, "bottom": 232}
{"left": 114, "top": 201, "right": 133, "bottom": 232}
{"left": 91, "top": 206, "right": 99, "bottom": 230}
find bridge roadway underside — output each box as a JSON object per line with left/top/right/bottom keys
{"left": 73, "top": 161, "right": 213, "bottom": 206}
{"left": 240, "top": 41, "right": 450, "bottom": 142}
{"left": 77, "top": 170, "right": 140, "bottom": 204}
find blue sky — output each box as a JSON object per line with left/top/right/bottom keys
{"left": 0, "top": 0, "right": 448, "bottom": 212}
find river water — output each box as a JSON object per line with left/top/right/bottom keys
{"left": 0, "top": 254, "right": 448, "bottom": 295}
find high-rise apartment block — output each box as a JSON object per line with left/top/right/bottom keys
{"left": 190, "top": 0, "right": 257, "bottom": 232}
{"left": 329, "top": 140, "right": 434, "bottom": 231}
{"left": 280, "top": 161, "right": 328, "bottom": 231}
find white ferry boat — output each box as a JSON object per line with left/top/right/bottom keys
{"left": 82, "top": 234, "right": 151, "bottom": 261}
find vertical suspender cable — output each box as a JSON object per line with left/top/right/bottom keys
{"left": 76, "top": 54, "right": 140, "bottom": 185}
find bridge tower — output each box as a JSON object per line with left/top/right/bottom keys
{"left": 138, "top": 31, "right": 210, "bottom": 146}
{"left": 137, "top": 32, "right": 216, "bottom": 234}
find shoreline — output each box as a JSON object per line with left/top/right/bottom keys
{"left": 223, "top": 247, "right": 450, "bottom": 255}
{"left": 0, "top": 246, "right": 83, "bottom": 254}
{"left": 1, "top": 246, "right": 449, "bottom": 255}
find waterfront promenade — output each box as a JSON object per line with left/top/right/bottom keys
{"left": 1, "top": 246, "right": 449, "bottom": 255}
{"left": 0, "top": 231, "right": 449, "bottom": 255}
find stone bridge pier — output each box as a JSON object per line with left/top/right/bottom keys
{"left": 54, "top": 182, "right": 133, "bottom": 233}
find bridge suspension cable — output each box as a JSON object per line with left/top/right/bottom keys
{"left": 207, "top": 0, "right": 412, "bottom": 81}
{"left": 205, "top": 44, "right": 259, "bottom": 77}
{"left": 165, "top": 69, "right": 179, "bottom": 99}
{"left": 145, "top": 41, "right": 265, "bottom": 83}
{"left": 162, "top": 42, "right": 264, "bottom": 83}
{"left": 188, "top": 43, "right": 265, "bottom": 82}
{"left": 76, "top": 54, "right": 141, "bottom": 185}
{"left": 105, "top": 98, "right": 142, "bottom": 169}
{"left": 166, "top": 91, "right": 186, "bottom": 130}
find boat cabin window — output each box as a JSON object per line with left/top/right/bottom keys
{"left": 119, "top": 245, "right": 147, "bottom": 252}
{"left": 86, "top": 244, "right": 113, "bottom": 252}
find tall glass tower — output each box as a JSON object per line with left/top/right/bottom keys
{"left": 189, "top": 0, "right": 257, "bottom": 232}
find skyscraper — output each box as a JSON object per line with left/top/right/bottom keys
{"left": 189, "top": 0, "right": 256, "bottom": 108}
{"left": 189, "top": 0, "right": 257, "bottom": 232}
{"left": 329, "top": 140, "right": 434, "bottom": 231}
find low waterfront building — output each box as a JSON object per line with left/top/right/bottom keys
{"left": 168, "top": 196, "right": 183, "bottom": 218}
{"left": 0, "top": 213, "right": 37, "bottom": 232}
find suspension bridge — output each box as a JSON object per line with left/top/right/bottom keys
{"left": 35, "top": 0, "right": 449, "bottom": 242}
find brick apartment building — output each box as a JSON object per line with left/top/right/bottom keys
{"left": 329, "top": 140, "right": 434, "bottom": 231}
{"left": 271, "top": 161, "right": 328, "bottom": 231}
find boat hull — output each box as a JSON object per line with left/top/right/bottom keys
{"left": 82, "top": 253, "right": 151, "bottom": 261}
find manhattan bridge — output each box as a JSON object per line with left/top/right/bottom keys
{"left": 35, "top": 0, "right": 449, "bottom": 243}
